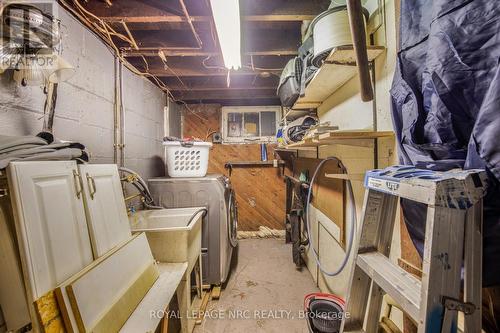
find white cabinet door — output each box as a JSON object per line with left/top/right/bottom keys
{"left": 7, "top": 161, "right": 93, "bottom": 301}
{"left": 78, "top": 164, "right": 131, "bottom": 258}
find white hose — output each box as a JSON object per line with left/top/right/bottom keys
{"left": 305, "top": 157, "right": 357, "bottom": 276}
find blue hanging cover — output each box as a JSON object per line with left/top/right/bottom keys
{"left": 392, "top": 0, "right": 500, "bottom": 286}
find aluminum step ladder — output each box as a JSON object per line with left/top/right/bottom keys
{"left": 342, "top": 166, "right": 488, "bottom": 333}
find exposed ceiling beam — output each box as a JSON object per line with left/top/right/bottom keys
{"left": 244, "top": 15, "right": 316, "bottom": 22}
{"left": 183, "top": 99, "right": 281, "bottom": 106}
{"left": 121, "top": 48, "right": 297, "bottom": 57}
{"left": 160, "top": 75, "right": 279, "bottom": 90}
{"left": 100, "top": 14, "right": 316, "bottom": 23}
{"left": 172, "top": 89, "right": 278, "bottom": 100}
{"left": 148, "top": 68, "right": 281, "bottom": 77}
{"left": 136, "top": 56, "right": 286, "bottom": 77}
{"left": 166, "top": 84, "right": 277, "bottom": 91}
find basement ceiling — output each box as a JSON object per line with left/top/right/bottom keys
{"left": 60, "top": 0, "right": 331, "bottom": 106}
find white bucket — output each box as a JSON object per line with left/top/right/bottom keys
{"left": 163, "top": 141, "right": 212, "bottom": 177}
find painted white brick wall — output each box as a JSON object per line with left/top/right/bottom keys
{"left": 0, "top": 5, "right": 166, "bottom": 180}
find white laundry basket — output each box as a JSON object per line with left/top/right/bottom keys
{"left": 164, "top": 141, "right": 212, "bottom": 177}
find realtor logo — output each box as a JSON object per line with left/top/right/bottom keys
{"left": 0, "top": 0, "right": 59, "bottom": 70}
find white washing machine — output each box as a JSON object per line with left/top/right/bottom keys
{"left": 148, "top": 174, "right": 238, "bottom": 285}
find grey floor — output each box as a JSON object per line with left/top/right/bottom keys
{"left": 194, "top": 239, "right": 319, "bottom": 333}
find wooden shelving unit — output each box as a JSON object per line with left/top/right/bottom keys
{"left": 293, "top": 45, "right": 386, "bottom": 110}
{"left": 280, "top": 130, "right": 394, "bottom": 150}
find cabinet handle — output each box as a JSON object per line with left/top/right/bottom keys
{"left": 73, "top": 170, "right": 82, "bottom": 199}
{"left": 86, "top": 173, "right": 97, "bottom": 199}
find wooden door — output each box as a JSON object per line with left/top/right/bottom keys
{"left": 7, "top": 161, "right": 93, "bottom": 301}
{"left": 78, "top": 164, "right": 131, "bottom": 258}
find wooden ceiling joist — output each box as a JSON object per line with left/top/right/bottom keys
{"left": 121, "top": 48, "right": 298, "bottom": 57}
{"left": 148, "top": 68, "right": 281, "bottom": 78}
{"left": 100, "top": 14, "right": 316, "bottom": 23}
{"left": 64, "top": 0, "right": 330, "bottom": 105}
{"left": 160, "top": 75, "right": 279, "bottom": 90}
{"left": 172, "top": 89, "right": 278, "bottom": 101}
{"left": 100, "top": 15, "right": 209, "bottom": 23}
{"left": 165, "top": 84, "right": 277, "bottom": 91}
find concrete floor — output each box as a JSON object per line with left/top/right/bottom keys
{"left": 194, "top": 239, "right": 319, "bottom": 333}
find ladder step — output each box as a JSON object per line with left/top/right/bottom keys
{"left": 357, "top": 252, "right": 421, "bottom": 321}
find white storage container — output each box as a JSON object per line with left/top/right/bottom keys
{"left": 163, "top": 141, "right": 212, "bottom": 177}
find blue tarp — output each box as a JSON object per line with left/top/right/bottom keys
{"left": 391, "top": 0, "right": 500, "bottom": 287}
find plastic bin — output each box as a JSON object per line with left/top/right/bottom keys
{"left": 163, "top": 141, "right": 212, "bottom": 177}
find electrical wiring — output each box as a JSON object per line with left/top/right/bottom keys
{"left": 59, "top": 0, "right": 209, "bottom": 122}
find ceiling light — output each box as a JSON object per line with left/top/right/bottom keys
{"left": 209, "top": 0, "right": 241, "bottom": 70}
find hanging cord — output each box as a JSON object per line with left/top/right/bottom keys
{"left": 305, "top": 157, "right": 357, "bottom": 276}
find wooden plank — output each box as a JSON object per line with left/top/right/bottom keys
{"left": 324, "top": 173, "right": 365, "bottom": 181}
{"left": 78, "top": 164, "right": 131, "bottom": 258}
{"left": 285, "top": 130, "right": 394, "bottom": 149}
{"left": 357, "top": 252, "right": 422, "bottom": 322}
{"left": 100, "top": 15, "right": 210, "bottom": 23}
{"left": 418, "top": 207, "right": 465, "bottom": 332}
{"left": 172, "top": 89, "right": 278, "bottom": 101}
{"left": 148, "top": 68, "right": 281, "bottom": 77}
{"left": 55, "top": 235, "right": 142, "bottom": 333}
{"left": 326, "top": 46, "right": 386, "bottom": 65}
{"left": 122, "top": 49, "right": 298, "bottom": 57}
{"left": 463, "top": 201, "right": 483, "bottom": 332}
{"left": 211, "top": 286, "right": 221, "bottom": 300}
{"left": 100, "top": 15, "right": 315, "bottom": 23}
{"left": 91, "top": 264, "right": 159, "bottom": 332}
{"left": 65, "top": 233, "right": 158, "bottom": 333}
{"left": 195, "top": 290, "right": 212, "bottom": 325}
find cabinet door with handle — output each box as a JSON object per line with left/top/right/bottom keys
{"left": 78, "top": 164, "right": 131, "bottom": 258}
{"left": 7, "top": 161, "right": 93, "bottom": 301}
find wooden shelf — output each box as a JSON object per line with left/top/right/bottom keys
{"left": 281, "top": 130, "right": 394, "bottom": 150}
{"left": 293, "top": 45, "right": 386, "bottom": 110}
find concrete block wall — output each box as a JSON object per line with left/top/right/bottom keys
{"left": 0, "top": 4, "right": 166, "bottom": 180}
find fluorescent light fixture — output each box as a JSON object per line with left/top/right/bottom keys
{"left": 209, "top": 0, "right": 241, "bottom": 70}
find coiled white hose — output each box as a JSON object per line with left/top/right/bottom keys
{"left": 305, "top": 157, "right": 357, "bottom": 276}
